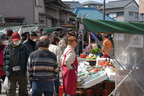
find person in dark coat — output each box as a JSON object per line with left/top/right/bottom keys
{"left": 23, "top": 31, "right": 38, "bottom": 53}
{"left": 3, "top": 32, "right": 30, "bottom": 96}
{"left": 23, "top": 31, "right": 38, "bottom": 92}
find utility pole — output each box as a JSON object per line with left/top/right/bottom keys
{"left": 103, "top": 0, "right": 105, "bottom": 20}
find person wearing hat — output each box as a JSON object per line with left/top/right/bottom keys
{"left": 23, "top": 31, "right": 38, "bottom": 53}
{"left": 3, "top": 32, "right": 30, "bottom": 96}
{"left": 53, "top": 31, "right": 58, "bottom": 37}
{"left": 0, "top": 33, "right": 8, "bottom": 94}
{"left": 23, "top": 31, "right": 38, "bottom": 92}
{"left": 36, "top": 29, "right": 43, "bottom": 38}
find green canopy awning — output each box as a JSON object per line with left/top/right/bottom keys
{"left": 44, "top": 28, "right": 56, "bottom": 33}
{"left": 83, "top": 18, "right": 144, "bottom": 35}
{"left": 44, "top": 27, "right": 63, "bottom": 33}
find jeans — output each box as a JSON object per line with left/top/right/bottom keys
{"left": 32, "top": 80, "right": 54, "bottom": 96}
{"left": 54, "top": 73, "right": 60, "bottom": 94}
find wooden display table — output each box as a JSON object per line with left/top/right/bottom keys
{"left": 104, "top": 81, "right": 115, "bottom": 96}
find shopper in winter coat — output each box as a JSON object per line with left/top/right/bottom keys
{"left": 23, "top": 31, "right": 38, "bottom": 53}
{"left": 102, "top": 34, "right": 112, "bottom": 58}
{"left": 3, "top": 32, "right": 30, "bottom": 96}
{"left": 0, "top": 33, "right": 8, "bottom": 94}
{"left": 49, "top": 36, "right": 62, "bottom": 95}
{"left": 61, "top": 36, "right": 78, "bottom": 96}
{"left": 27, "top": 35, "right": 59, "bottom": 96}
{"left": 58, "top": 34, "right": 66, "bottom": 54}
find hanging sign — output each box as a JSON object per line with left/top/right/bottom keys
{"left": 130, "top": 35, "right": 143, "bottom": 48}
{"left": 114, "top": 33, "right": 124, "bottom": 41}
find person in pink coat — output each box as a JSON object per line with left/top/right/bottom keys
{"left": 61, "top": 36, "right": 78, "bottom": 96}
{"left": 0, "top": 33, "right": 8, "bottom": 94}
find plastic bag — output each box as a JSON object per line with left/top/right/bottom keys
{"left": 3, "top": 77, "right": 8, "bottom": 91}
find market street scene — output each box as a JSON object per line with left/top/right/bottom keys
{"left": 0, "top": 0, "right": 143, "bottom": 96}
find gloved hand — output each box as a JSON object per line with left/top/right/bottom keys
{"left": 71, "top": 65, "right": 76, "bottom": 70}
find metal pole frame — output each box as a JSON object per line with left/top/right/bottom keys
{"left": 90, "top": 32, "right": 144, "bottom": 93}
{"left": 109, "top": 57, "right": 144, "bottom": 96}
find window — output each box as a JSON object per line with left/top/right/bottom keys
{"left": 47, "top": 19, "right": 52, "bottom": 28}
{"left": 109, "top": 13, "right": 117, "bottom": 18}
{"left": 117, "top": 12, "right": 124, "bottom": 17}
{"left": 135, "top": 12, "right": 139, "bottom": 18}
{"left": 5, "top": 19, "right": 24, "bottom": 23}
{"left": 0, "top": 16, "right": 4, "bottom": 23}
{"left": 129, "top": 12, "right": 133, "bottom": 16}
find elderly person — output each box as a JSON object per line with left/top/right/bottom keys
{"left": 4, "top": 32, "right": 30, "bottom": 96}
{"left": 58, "top": 34, "right": 66, "bottom": 54}
{"left": 61, "top": 36, "right": 78, "bottom": 96}
{"left": 49, "top": 36, "right": 62, "bottom": 95}
{"left": 27, "top": 35, "right": 59, "bottom": 96}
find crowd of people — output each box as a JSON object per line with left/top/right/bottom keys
{"left": 0, "top": 28, "right": 79, "bottom": 96}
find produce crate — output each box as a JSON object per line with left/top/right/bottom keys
{"left": 77, "top": 71, "right": 107, "bottom": 88}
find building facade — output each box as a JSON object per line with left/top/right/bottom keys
{"left": 99, "top": 0, "right": 140, "bottom": 22}
{"left": 0, "top": 0, "right": 76, "bottom": 28}
{"left": 81, "top": 0, "right": 103, "bottom": 9}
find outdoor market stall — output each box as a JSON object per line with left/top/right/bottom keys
{"left": 77, "top": 18, "right": 144, "bottom": 96}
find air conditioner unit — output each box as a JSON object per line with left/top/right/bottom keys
{"left": 0, "top": 15, "right": 4, "bottom": 23}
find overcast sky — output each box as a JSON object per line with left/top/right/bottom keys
{"left": 62, "top": 0, "right": 139, "bottom": 4}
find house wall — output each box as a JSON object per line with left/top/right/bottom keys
{"left": 34, "top": 0, "right": 45, "bottom": 24}
{"left": 124, "top": 1, "right": 140, "bottom": 22}
{"left": 113, "top": 17, "right": 124, "bottom": 21}
{"left": 46, "top": 8, "right": 57, "bottom": 18}
{"left": 99, "top": 8, "right": 124, "bottom": 13}
{"left": 139, "top": 0, "right": 144, "bottom": 14}
{"left": 45, "top": 8, "right": 58, "bottom": 27}
{"left": 59, "top": 11, "right": 68, "bottom": 23}
{"left": 0, "top": 0, "right": 34, "bottom": 24}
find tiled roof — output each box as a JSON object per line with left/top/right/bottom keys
{"left": 99, "top": 0, "right": 132, "bottom": 9}
{"left": 63, "top": 1, "right": 83, "bottom": 9}
{"left": 81, "top": 0, "right": 103, "bottom": 5}
{"left": 73, "top": 7, "right": 115, "bottom": 21}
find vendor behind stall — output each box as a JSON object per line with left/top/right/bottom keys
{"left": 102, "top": 34, "right": 112, "bottom": 58}
{"left": 61, "top": 36, "right": 78, "bottom": 96}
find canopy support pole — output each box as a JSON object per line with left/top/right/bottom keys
{"left": 90, "top": 32, "right": 144, "bottom": 94}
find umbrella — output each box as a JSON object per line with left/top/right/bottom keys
{"left": 60, "top": 23, "right": 75, "bottom": 28}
